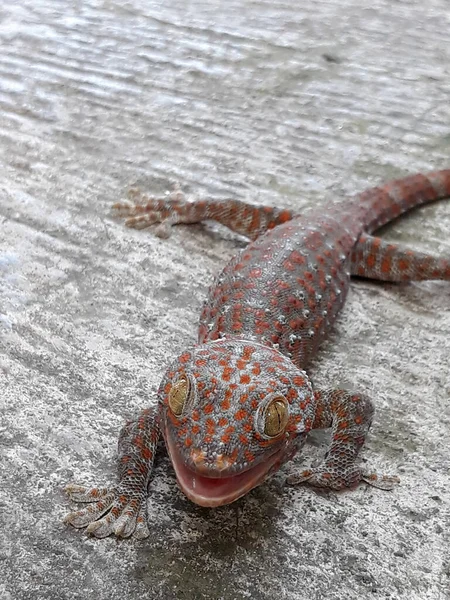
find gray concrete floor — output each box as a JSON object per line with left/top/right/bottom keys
{"left": 1, "top": 1, "right": 449, "bottom": 599}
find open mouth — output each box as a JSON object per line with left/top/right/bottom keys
{"left": 166, "top": 433, "right": 282, "bottom": 507}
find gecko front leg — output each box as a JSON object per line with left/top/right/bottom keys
{"left": 287, "top": 389, "right": 399, "bottom": 490}
{"left": 64, "top": 406, "right": 160, "bottom": 539}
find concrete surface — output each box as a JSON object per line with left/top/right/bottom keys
{"left": 0, "top": 1, "right": 449, "bottom": 599}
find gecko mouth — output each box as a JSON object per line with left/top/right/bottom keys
{"left": 166, "top": 433, "right": 282, "bottom": 507}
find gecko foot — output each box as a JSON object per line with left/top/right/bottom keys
{"left": 64, "top": 483, "right": 150, "bottom": 539}
{"left": 112, "top": 185, "right": 186, "bottom": 238}
{"left": 286, "top": 467, "right": 400, "bottom": 491}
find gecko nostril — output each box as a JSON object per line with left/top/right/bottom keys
{"left": 190, "top": 448, "right": 207, "bottom": 467}
{"left": 215, "top": 454, "right": 234, "bottom": 472}
{"left": 189, "top": 449, "right": 234, "bottom": 474}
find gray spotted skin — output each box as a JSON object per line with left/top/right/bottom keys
{"left": 64, "top": 169, "right": 450, "bottom": 538}
{"left": 198, "top": 208, "right": 361, "bottom": 368}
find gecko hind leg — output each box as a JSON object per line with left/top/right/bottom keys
{"left": 351, "top": 233, "right": 450, "bottom": 282}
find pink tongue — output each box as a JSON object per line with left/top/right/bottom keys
{"left": 188, "top": 472, "right": 240, "bottom": 494}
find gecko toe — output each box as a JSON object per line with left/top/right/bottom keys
{"left": 85, "top": 514, "right": 116, "bottom": 538}
{"left": 64, "top": 490, "right": 116, "bottom": 528}
{"left": 361, "top": 472, "right": 400, "bottom": 490}
{"left": 64, "top": 484, "right": 111, "bottom": 503}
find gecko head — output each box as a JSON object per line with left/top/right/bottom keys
{"left": 158, "top": 339, "right": 315, "bottom": 507}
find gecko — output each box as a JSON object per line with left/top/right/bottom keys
{"left": 64, "top": 169, "right": 450, "bottom": 539}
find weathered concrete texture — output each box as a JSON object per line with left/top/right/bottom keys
{"left": 0, "top": 1, "right": 449, "bottom": 599}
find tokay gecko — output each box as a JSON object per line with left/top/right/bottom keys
{"left": 64, "top": 169, "right": 450, "bottom": 539}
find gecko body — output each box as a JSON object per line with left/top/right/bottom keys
{"left": 65, "top": 170, "right": 450, "bottom": 538}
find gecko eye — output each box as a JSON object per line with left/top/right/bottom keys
{"left": 263, "top": 395, "right": 289, "bottom": 437}
{"left": 168, "top": 376, "right": 191, "bottom": 416}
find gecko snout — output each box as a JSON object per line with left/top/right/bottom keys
{"left": 190, "top": 448, "right": 235, "bottom": 476}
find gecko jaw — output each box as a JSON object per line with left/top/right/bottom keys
{"left": 166, "top": 433, "right": 283, "bottom": 507}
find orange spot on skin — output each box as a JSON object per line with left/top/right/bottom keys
{"left": 249, "top": 210, "right": 261, "bottom": 233}
{"left": 290, "top": 250, "right": 305, "bottom": 265}
{"left": 179, "top": 352, "right": 190, "bottom": 364}
{"left": 185, "top": 438, "right": 193, "bottom": 447}
{"left": 141, "top": 447, "right": 153, "bottom": 461}
{"left": 279, "top": 209, "right": 292, "bottom": 223}
{"left": 234, "top": 409, "right": 248, "bottom": 421}
{"left": 239, "top": 393, "right": 249, "bottom": 404}
{"left": 276, "top": 279, "right": 290, "bottom": 290}
{"left": 244, "top": 450, "right": 255, "bottom": 463}
{"left": 381, "top": 257, "right": 392, "bottom": 273}
{"left": 236, "top": 359, "right": 247, "bottom": 370}
{"left": 286, "top": 388, "right": 298, "bottom": 401}
{"left": 249, "top": 268, "right": 262, "bottom": 278}
{"left": 243, "top": 346, "right": 255, "bottom": 360}
{"left": 398, "top": 259, "right": 409, "bottom": 271}
{"left": 203, "top": 404, "right": 214, "bottom": 414}
{"left": 218, "top": 417, "right": 228, "bottom": 427}
{"left": 293, "top": 375, "right": 306, "bottom": 386}
{"left": 229, "top": 448, "right": 239, "bottom": 464}
{"left": 354, "top": 415, "right": 363, "bottom": 425}
{"left": 221, "top": 397, "right": 231, "bottom": 410}
{"left": 164, "top": 382, "right": 172, "bottom": 395}
{"left": 222, "top": 366, "right": 233, "bottom": 381}
{"left": 192, "top": 424, "right": 200, "bottom": 434}
{"left": 239, "top": 434, "right": 249, "bottom": 446}
{"left": 283, "top": 260, "right": 295, "bottom": 271}
{"left": 287, "top": 295, "right": 303, "bottom": 309}
{"left": 289, "top": 318, "right": 305, "bottom": 330}
{"left": 240, "top": 374, "right": 251, "bottom": 384}
{"left": 366, "top": 253, "right": 376, "bottom": 268}
{"left": 252, "top": 363, "right": 261, "bottom": 376}
{"left": 206, "top": 419, "right": 215, "bottom": 435}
